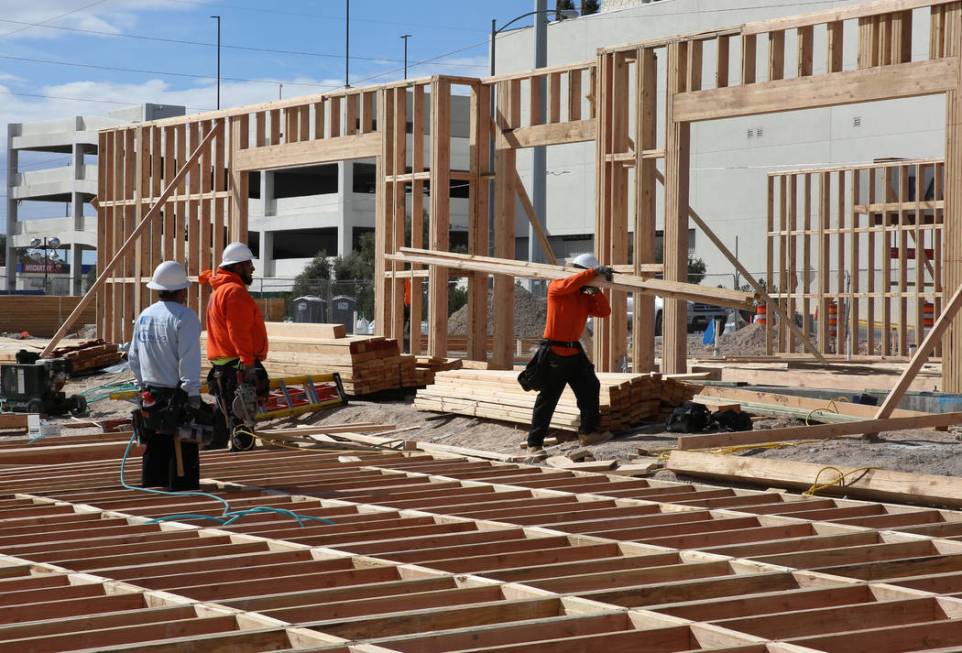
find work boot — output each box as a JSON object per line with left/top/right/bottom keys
{"left": 527, "top": 445, "right": 547, "bottom": 457}
{"left": 578, "top": 431, "right": 613, "bottom": 446}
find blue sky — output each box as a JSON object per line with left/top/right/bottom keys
{"left": 1, "top": 0, "right": 544, "bottom": 231}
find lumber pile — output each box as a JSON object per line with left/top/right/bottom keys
{"left": 666, "top": 451, "right": 962, "bottom": 508}
{"left": 414, "top": 356, "right": 463, "bottom": 387}
{"left": 202, "top": 322, "right": 418, "bottom": 396}
{"left": 51, "top": 339, "right": 123, "bottom": 374}
{"left": 415, "top": 369, "right": 701, "bottom": 432}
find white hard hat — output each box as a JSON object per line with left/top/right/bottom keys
{"left": 220, "top": 242, "right": 255, "bottom": 267}
{"left": 571, "top": 253, "right": 601, "bottom": 269}
{"left": 147, "top": 261, "right": 189, "bottom": 291}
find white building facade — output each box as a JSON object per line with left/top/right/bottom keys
{"left": 496, "top": 0, "right": 946, "bottom": 285}
{"left": 4, "top": 103, "right": 184, "bottom": 295}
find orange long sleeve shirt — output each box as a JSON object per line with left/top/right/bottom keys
{"left": 544, "top": 268, "right": 611, "bottom": 356}
{"left": 200, "top": 268, "right": 269, "bottom": 366}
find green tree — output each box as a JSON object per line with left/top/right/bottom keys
{"left": 556, "top": 0, "right": 576, "bottom": 20}
{"left": 580, "top": 0, "right": 600, "bottom": 15}
{"left": 687, "top": 257, "right": 706, "bottom": 284}
{"left": 290, "top": 250, "right": 332, "bottom": 301}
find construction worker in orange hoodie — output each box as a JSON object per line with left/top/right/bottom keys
{"left": 199, "top": 242, "right": 269, "bottom": 451}
{"left": 527, "top": 253, "right": 613, "bottom": 457}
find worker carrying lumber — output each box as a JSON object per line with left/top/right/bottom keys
{"left": 199, "top": 242, "right": 269, "bottom": 452}
{"left": 523, "top": 253, "right": 613, "bottom": 456}
{"left": 129, "top": 261, "right": 214, "bottom": 491}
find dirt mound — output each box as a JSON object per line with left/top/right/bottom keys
{"left": 448, "top": 284, "right": 547, "bottom": 338}
{"left": 717, "top": 322, "right": 767, "bottom": 356}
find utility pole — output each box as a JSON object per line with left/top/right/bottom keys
{"left": 210, "top": 15, "right": 221, "bottom": 109}
{"left": 401, "top": 34, "right": 412, "bottom": 79}
{"left": 530, "top": 0, "right": 548, "bottom": 266}
{"left": 344, "top": 0, "right": 351, "bottom": 88}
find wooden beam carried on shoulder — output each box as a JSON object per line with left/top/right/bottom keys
{"left": 41, "top": 122, "right": 222, "bottom": 358}
{"left": 388, "top": 247, "right": 758, "bottom": 309}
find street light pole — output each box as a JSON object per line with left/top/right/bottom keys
{"left": 344, "top": 0, "right": 351, "bottom": 88}
{"left": 401, "top": 34, "right": 412, "bottom": 79}
{"left": 210, "top": 15, "right": 221, "bottom": 110}
{"left": 531, "top": 0, "right": 548, "bottom": 266}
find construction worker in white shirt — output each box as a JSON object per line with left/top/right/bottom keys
{"left": 128, "top": 261, "right": 212, "bottom": 491}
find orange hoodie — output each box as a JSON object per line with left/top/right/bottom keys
{"left": 544, "top": 268, "right": 611, "bottom": 356}
{"left": 200, "top": 268, "right": 268, "bottom": 366}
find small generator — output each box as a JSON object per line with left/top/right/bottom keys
{"left": 0, "top": 350, "right": 88, "bottom": 416}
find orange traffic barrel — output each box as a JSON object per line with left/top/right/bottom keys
{"left": 754, "top": 304, "right": 767, "bottom": 325}
{"left": 923, "top": 302, "right": 935, "bottom": 328}
{"left": 827, "top": 301, "right": 838, "bottom": 337}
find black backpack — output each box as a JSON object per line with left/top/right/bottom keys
{"left": 711, "top": 409, "right": 753, "bottom": 432}
{"left": 666, "top": 401, "right": 711, "bottom": 433}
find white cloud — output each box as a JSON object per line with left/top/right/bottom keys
{"left": 0, "top": 0, "right": 204, "bottom": 39}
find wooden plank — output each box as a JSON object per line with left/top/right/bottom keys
{"left": 667, "top": 450, "right": 962, "bottom": 507}
{"left": 742, "top": 34, "right": 757, "bottom": 85}
{"left": 428, "top": 78, "right": 451, "bottom": 359}
{"left": 742, "top": 0, "right": 959, "bottom": 36}
{"left": 411, "top": 84, "right": 426, "bottom": 357}
{"left": 675, "top": 409, "right": 962, "bottom": 450}
{"left": 390, "top": 248, "right": 755, "bottom": 308}
{"left": 797, "top": 25, "right": 814, "bottom": 77}
{"left": 492, "top": 79, "right": 519, "bottom": 370}
{"left": 548, "top": 72, "right": 561, "bottom": 123}
{"left": 42, "top": 124, "right": 221, "bottom": 356}
{"left": 634, "top": 46, "right": 657, "bottom": 373}
{"left": 467, "top": 82, "right": 489, "bottom": 363}
{"left": 514, "top": 169, "right": 557, "bottom": 265}
{"left": 232, "top": 132, "right": 381, "bottom": 171}
{"left": 663, "top": 41, "right": 691, "bottom": 374}
{"left": 501, "top": 119, "right": 596, "bottom": 149}
{"left": 673, "top": 58, "right": 960, "bottom": 122}
{"left": 827, "top": 20, "right": 845, "bottom": 73}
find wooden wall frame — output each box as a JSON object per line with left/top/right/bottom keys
{"left": 92, "top": 0, "right": 962, "bottom": 392}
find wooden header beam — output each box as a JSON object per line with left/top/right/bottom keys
{"left": 233, "top": 131, "right": 381, "bottom": 171}
{"left": 742, "top": 0, "right": 960, "bottom": 35}
{"left": 673, "top": 58, "right": 959, "bottom": 122}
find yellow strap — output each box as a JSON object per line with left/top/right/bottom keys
{"left": 211, "top": 357, "right": 239, "bottom": 366}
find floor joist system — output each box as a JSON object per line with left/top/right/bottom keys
{"left": 3, "top": 435, "right": 962, "bottom": 651}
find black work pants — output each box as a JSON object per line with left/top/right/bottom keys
{"left": 207, "top": 359, "right": 268, "bottom": 451}
{"left": 142, "top": 435, "right": 200, "bottom": 491}
{"left": 527, "top": 350, "right": 601, "bottom": 447}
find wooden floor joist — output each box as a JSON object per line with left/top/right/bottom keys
{"left": 0, "top": 428, "right": 960, "bottom": 650}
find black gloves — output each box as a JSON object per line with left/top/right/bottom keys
{"left": 593, "top": 265, "right": 614, "bottom": 282}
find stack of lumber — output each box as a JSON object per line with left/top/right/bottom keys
{"left": 202, "top": 322, "right": 417, "bottom": 396}
{"left": 415, "top": 369, "right": 701, "bottom": 432}
{"left": 51, "top": 339, "right": 123, "bottom": 373}
{"left": 413, "top": 356, "right": 463, "bottom": 386}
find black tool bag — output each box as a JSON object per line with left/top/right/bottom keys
{"left": 134, "top": 387, "right": 188, "bottom": 440}
{"left": 665, "top": 401, "right": 711, "bottom": 433}
{"left": 711, "top": 409, "right": 753, "bottom": 432}
{"left": 517, "top": 340, "right": 582, "bottom": 392}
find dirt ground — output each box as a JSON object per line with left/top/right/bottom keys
{"left": 47, "top": 368, "right": 962, "bottom": 484}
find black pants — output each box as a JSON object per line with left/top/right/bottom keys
{"left": 527, "top": 350, "right": 601, "bottom": 447}
{"left": 207, "top": 359, "right": 268, "bottom": 451}
{"left": 142, "top": 435, "right": 200, "bottom": 491}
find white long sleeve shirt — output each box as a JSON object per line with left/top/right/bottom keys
{"left": 128, "top": 300, "right": 202, "bottom": 396}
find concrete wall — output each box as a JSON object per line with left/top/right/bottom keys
{"left": 496, "top": 0, "right": 946, "bottom": 283}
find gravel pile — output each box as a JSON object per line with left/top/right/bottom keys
{"left": 448, "top": 284, "right": 548, "bottom": 338}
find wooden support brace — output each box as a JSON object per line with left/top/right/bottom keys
{"left": 513, "top": 168, "right": 558, "bottom": 265}
{"left": 41, "top": 123, "right": 222, "bottom": 357}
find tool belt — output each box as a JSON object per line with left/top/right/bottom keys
{"left": 132, "top": 386, "right": 188, "bottom": 442}
{"left": 542, "top": 339, "right": 583, "bottom": 350}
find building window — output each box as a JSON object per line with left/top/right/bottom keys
{"left": 353, "top": 163, "right": 377, "bottom": 194}
{"left": 274, "top": 164, "right": 338, "bottom": 198}
{"left": 273, "top": 228, "right": 338, "bottom": 259}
